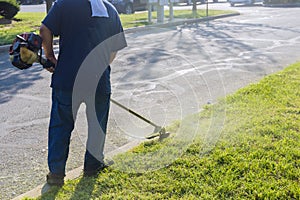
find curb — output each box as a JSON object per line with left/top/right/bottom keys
{"left": 0, "top": 13, "right": 239, "bottom": 54}
{"left": 0, "top": 35, "right": 60, "bottom": 54}
{"left": 0, "top": 44, "right": 10, "bottom": 54}
{"left": 125, "top": 13, "right": 239, "bottom": 34}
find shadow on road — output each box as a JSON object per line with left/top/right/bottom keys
{"left": 0, "top": 55, "right": 44, "bottom": 104}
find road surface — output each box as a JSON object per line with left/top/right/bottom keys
{"left": 1, "top": 4, "right": 300, "bottom": 200}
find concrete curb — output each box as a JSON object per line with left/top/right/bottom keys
{"left": 0, "top": 37, "right": 59, "bottom": 55}
{"left": 125, "top": 13, "right": 240, "bottom": 34}
{"left": 0, "top": 13, "right": 239, "bottom": 54}
{"left": 0, "top": 44, "right": 10, "bottom": 54}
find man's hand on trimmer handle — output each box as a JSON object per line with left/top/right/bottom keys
{"left": 41, "top": 56, "right": 56, "bottom": 73}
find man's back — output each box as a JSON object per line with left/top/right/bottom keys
{"left": 42, "top": 0, "right": 124, "bottom": 91}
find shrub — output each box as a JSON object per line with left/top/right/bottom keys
{"left": 0, "top": 0, "right": 20, "bottom": 19}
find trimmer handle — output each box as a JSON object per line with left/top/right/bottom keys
{"left": 40, "top": 57, "right": 55, "bottom": 69}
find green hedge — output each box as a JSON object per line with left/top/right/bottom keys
{"left": 0, "top": 0, "right": 20, "bottom": 19}
{"left": 264, "top": 0, "right": 300, "bottom": 4}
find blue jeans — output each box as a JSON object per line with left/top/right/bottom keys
{"left": 48, "top": 88, "right": 110, "bottom": 175}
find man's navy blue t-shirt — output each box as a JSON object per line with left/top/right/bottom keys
{"left": 42, "top": 0, "right": 127, "bottom": 93}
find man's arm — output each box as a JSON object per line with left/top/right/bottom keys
{"left": 40, "top": 24, "right": 56, "bottom": 73}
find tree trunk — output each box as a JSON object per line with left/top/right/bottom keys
{"left": 192, "top": 0, "right": 197, "bottom": 18}
{"left": 46, "top": 0, "right": 52, "bottom": 13}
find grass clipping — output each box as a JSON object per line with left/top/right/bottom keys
{"left": 32, "top": 63, "right": 300, "bottom": 199}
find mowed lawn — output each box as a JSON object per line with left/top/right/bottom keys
{"left": 24, "top": 62, "right": 300, "bottom": 199}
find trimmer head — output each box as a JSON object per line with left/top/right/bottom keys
{"left": 110, "top": 98, "right": 170, "bottom": 141}
{"left": 145, "top": 127, "right": 171, "bottom": 140}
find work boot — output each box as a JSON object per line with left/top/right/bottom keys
{"left": 46, "top": 172, "right": 64, "bottom": 186}
{"left": 83, "top": 162, "right": 108, "bottom": 177}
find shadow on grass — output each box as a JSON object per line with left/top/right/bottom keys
{"left": 40, "top": 184, "right": 61, "bottom": 200}
{"left": 69, "top": 177, "right": 97, "bottom": 200}
{"left": 0, "top": 18, "right": 12, "bottom": 25}
{"left": 37, "top": 177, "right": 97, "bottom": 199}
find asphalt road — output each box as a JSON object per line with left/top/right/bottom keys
{"left": 1, "top": 4, "right": 300, "bottom": 200}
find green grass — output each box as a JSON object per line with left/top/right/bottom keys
{"left": 0, "top": 12, "right": 45, "bottom": 45}
{"left": 119, "top": 9, "right": 235, "bottom": 28}
{"left": 0, "top": 9, "right": 236, "bottom": 45}
{"left": 25, "top": 61, "right": 300, "bottom": 199}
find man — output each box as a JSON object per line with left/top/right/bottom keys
{"left": 40, "top": 0, "right": 127, "bottom": 186}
